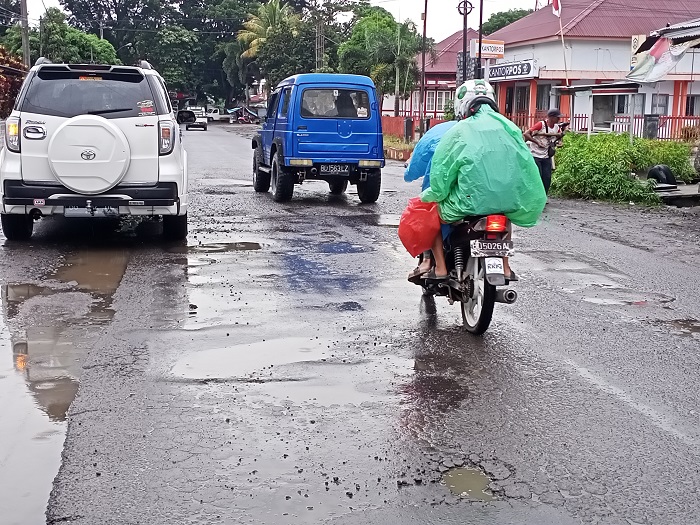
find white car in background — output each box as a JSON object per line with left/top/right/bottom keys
{"left": 185, "top": 107, "right": 208, "bottom": 131}
{"left": 0, "top": 59, "right": 193, "bottom": 241}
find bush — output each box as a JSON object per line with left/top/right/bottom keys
{"left": 551, "top": 133, "right": 661, "bottom": 205}
{"left": 680, "top": 125, "right": 700, "bottom": 142}
{"left": 443, "top": 98, "right": 455, "bottom": 122}
{"left": 638, "top": 139, "right": 695, "bottom": 183}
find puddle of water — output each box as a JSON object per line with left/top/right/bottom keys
{"left": 652, "top": 318, "right": 700, "bottom": 337}
{"left": 201, "top": 178, "right": 254, "bottom": 187}
{"left": 168, "top": 242, "right": 263, "bottom": 254}
{"left": 443, "top": 468, "right": 494, "bottom": 501}
{"left": 376, "top": 214, "right": 400, "bottom": 227}
{"left": 171, "top": 337, "right": 331, "bottom": 380}
{"left": 0, "top": 248, "right": 130, "bottom": 523}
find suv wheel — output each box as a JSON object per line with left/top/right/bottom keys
{"left": 1, "top": 214, "right": 34, "bottom": 241}
{"left": 356, "top": 170, "right": 381, "bottom": 204}
{"left": 328, "top": 180, "right": 348, "bottom": 195}
{"left": 271, "top": 152, "right": 294, "bottom": 202}
{"left": 253, "top": 146, "right": 270, "bottom": 192}
{"left": 163, "top": 213, "right": 187, "bottom": 241}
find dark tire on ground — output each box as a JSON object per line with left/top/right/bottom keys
{"left": 253, "top": 146, "right": 270, "bottom": 192}
{"left": 271, "top": 151, "right": 294, "bottom": 202}
{"left": 163, "top": 213, "right": 188, "bottom": 241}
{"left": 357, "top": 169, "right": 381, "bottom": 203}
{"left": 657, "top": 164, "right": 677, "bottom": 185}
{"left": 647, "top": 165, "right": 668, "bottom": 184}
{"left": 328, "top": 180, "right": 348, "bottom": 195}
{"left": 1, "top": 214, "right": 33, "bottom": 241}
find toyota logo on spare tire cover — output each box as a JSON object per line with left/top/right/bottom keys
{"left": 81, "top": 149, "right": 96, "bottom": 160}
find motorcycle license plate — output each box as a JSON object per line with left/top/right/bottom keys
{"left": 485, "top": 257, "right": 505, "bottom": 275}
{"left": 320, "top": 164, "right": 350, "bottom": 175}
{"left": 470, "top": 240, "right": 514, "bottom": 258}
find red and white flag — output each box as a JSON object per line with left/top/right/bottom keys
{"left": 552, "top": 0, "right": 562, "bottom": 17}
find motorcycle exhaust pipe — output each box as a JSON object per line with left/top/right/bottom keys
{"left": 495, "top": 289, "right": 518, "bottom": 304}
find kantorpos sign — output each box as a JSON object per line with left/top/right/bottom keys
{"left": 488, "top": 59, "right": 539, "bottom": 81}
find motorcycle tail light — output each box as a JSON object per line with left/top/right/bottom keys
{"left": 6, "top": 117, "right": 20, "bottom": 152}
{"left": 486, "top": 215, "right": 508, "bottom": 232}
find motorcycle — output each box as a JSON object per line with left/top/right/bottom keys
{"left": 409, "top": 214, "right": 517, "bottom": 335}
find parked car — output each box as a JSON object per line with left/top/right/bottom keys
{"left": 0, "top": 58, "right": 193, "bottom": 241}
{"left": 186, "top": 107, "right": 208, "bottom": 131}
{"left": 252, "top": 73, "right": 384, "bottom": 203}
{"left": 207, "top": 107, "right": 225, "bottom": 122}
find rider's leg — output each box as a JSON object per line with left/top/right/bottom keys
{"left": 432, "top": 233, "right": 448, "bottom": 277}
{"left": 502, "top": 224, "right": 515, "bottom": 278}
{"left": 418, "top": 251, "right": 432, "bottom": 272}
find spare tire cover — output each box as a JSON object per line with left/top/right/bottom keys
{"left": 48, "top": 115, "right": 131, "bottom": 195}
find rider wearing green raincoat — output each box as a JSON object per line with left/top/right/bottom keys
{"left": 419, "top": 79, "right": 547, "bottom": 280}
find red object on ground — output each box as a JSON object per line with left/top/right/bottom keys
{"left": 398, "top": 197, "right": 441, "bottom": 257}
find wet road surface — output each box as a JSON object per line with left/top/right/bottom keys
{"left": 1, "top": 124, "right": 699, "bottom": 524}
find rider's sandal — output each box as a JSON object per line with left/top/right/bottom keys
{"left": 408, "top": 266, "right": 431, "bottom": 280}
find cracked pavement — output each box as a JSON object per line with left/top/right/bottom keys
{"left": 0, "top": 124, "right": 698, "bottom": 524}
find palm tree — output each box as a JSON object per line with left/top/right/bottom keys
{"left": 237, "top": 0, "right": 298, "bottom": 59}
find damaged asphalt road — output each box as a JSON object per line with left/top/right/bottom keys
{"left": 1, "top": 124, "right": 699, "bottom": 524}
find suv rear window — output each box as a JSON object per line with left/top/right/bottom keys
{"left": 20, "top": 70, "right": 160, "bottom": 119}
{"left": 301, "top": 88, "right": 370, "bottom": 119}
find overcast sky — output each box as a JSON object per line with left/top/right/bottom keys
{"left": 28, "top": 0, "right": 540, "bottom": 43}
{"left": 372, "top": 0, "right": 539, "bottom": 42}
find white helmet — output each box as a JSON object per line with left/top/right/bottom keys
{"left": 454, "top": 79, "right": 496, "bottom": 119}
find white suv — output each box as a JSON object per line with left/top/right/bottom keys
{"left": 1, "top": 59, "right": 191, "bottom": 241}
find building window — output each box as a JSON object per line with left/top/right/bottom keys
{"left": 426, "top": 91, "right": 436, "bottom": 112}
{"left": 437, "top": 91, "right": 445, "bottom": 112}
{"left": 686, "top": 95, "right": 700, "bottom": 116}
{"left": 651, "top": 94, "right": 669, "bottom": 115}
{"left": 515, "top": 86, "right": 529, "bottom": 113}
{"left": 536, "top": 84, "right": 551, "bottom": 111}
{"left": 616, "top": 94, "right": 645, "bottom": 115}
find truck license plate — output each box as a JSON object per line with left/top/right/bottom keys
{"left": 320, "top": 164, "right": 349, "bottom": 175}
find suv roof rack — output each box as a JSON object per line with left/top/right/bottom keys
{"left": 34, "top": 57, "right": 52, "bottom": 66}
{"left": 138, "top": 60, "right": 153, "bottom": 70}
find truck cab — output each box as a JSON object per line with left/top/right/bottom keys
{"left": 252, "top": 74, "right": 384, "bottom": 203}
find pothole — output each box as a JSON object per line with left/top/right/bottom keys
{"left": 443, "top": 467, "right": 495, "bottom": 501}
{"left": 651, "top": 318, "right": 700, "bottom": 337}
{"left": 376, "top": 214, "right": 400, "bottom": 227}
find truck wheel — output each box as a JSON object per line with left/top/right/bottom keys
{"left": 271, "top": 152, "right": 294, "bottom": 202}
{"left": 1, "top": 214, "right": 33, "bottom": 241}
{"left": 328, "top": 180, "right": 348, "bottom": 195}
{"left": 163, "top": 213, "right": 187, "bottom": 241}
{"left": 253, "top": 146, "right": 271, "bottom": 192}
{"left": 357, "top": 170, "right": 381, "bottom": 203}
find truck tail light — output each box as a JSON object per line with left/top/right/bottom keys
{"left": 159, "top": 121, "right": 175, "bottom": 155}
{"left": 6, "top": 117, "right": 20, "bottom": 152}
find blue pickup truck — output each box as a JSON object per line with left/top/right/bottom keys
{"left": 252, "top": 74, "right": 385, "bottom": 203}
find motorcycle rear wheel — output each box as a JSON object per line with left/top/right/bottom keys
{"left": 461, "top": 259, "right": 496, "bottom": 335}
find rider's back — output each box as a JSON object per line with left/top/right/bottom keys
{"left": 422, "top": 106, "right": 546, "bottom": 227}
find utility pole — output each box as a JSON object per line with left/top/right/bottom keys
{"left": 20, "top": 0, "right": 30, "bottom": 67}
{"left": 315, "top": 20, "right": 324, "bottom": 70}
{"left": 419, "top": 0, "right": 428, "bottom": 136}
{"left": 475, "top": 0, "right": 484, "bottom": 79}
{"left": 99, "top": 22, "right": 104, "bottom": 40}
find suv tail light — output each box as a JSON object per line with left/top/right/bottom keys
{"left": 6, "top": 117, "right": 20, "bottom": 153}
{"left": 159, "top": 121, "right": 176, "bottom": 155}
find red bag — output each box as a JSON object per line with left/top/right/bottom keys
{"left": 398, "top": 197, "right": 441, "bottom": 257}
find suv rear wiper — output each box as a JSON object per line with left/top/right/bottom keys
{"left": 88, "top": 108, "right": 133, "bottom": 115}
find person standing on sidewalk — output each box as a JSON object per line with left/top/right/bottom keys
{"left": 523, "top": 108, "right": 564, "bottom": 194}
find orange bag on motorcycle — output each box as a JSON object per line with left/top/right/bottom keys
{"left": 398, "top": 197, "right": 441, "bottom": 257}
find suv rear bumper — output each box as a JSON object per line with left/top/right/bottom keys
{"left": 2, "top": 181, "right": 183, "bottom": 216}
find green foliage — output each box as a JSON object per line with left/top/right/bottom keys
{"left": 238, "top": 0, "right": 298, "bottom": 59}
{"left": 138, "top": 25, "right": 202, "bottom": 93}
{"left": 2, "top": 8, "right": 118, "bottom": 64}
{"left": 443, "top": 98, "right": 455, "bottom": 121}
{"left": 550, "top": 133, "right": 661, "bottom": 205}
{"left": 483, "top": 8, "right": 533, "bottom": 36}
{"left": 679, "top": 125, "right": 700, "bottom": 142}
{"left": 0, "top": 0, "right": 19, "bottom": 38}
{"left": 638, "top": 139, "right": 695, "bottom": 182}
{"left": 256, "top": 20, "right": 315, "bottom": 86}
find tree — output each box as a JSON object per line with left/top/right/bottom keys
{"left": 2, "top": 8, "right": 117, "bottom": 64}
{"left": 238, "top": 0, "right": 298, "bottom": 59}
{"left": 482, "top": 8, "right": 532, "bottom": 36}
{"left": 0, "top": 46, "right": 25, "bottom": 118}
{"left": 256, "top": 19, "right": 315, "bottom": 86}
{"left": 0, "top": 0, "right": 19, "bottom": 38}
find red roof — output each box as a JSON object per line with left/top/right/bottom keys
{"left": 424, "top": 28, "right": 480, "bottom": 74}
{"left": 489, "top": 0, "right": 700, "bottom": 46}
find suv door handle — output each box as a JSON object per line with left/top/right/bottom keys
{"left": 24, "top": 126, "right": 47, "bottom": 140}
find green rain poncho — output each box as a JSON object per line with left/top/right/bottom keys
{"left": 421, "top": 106, "right": 546, "bottom": 227}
